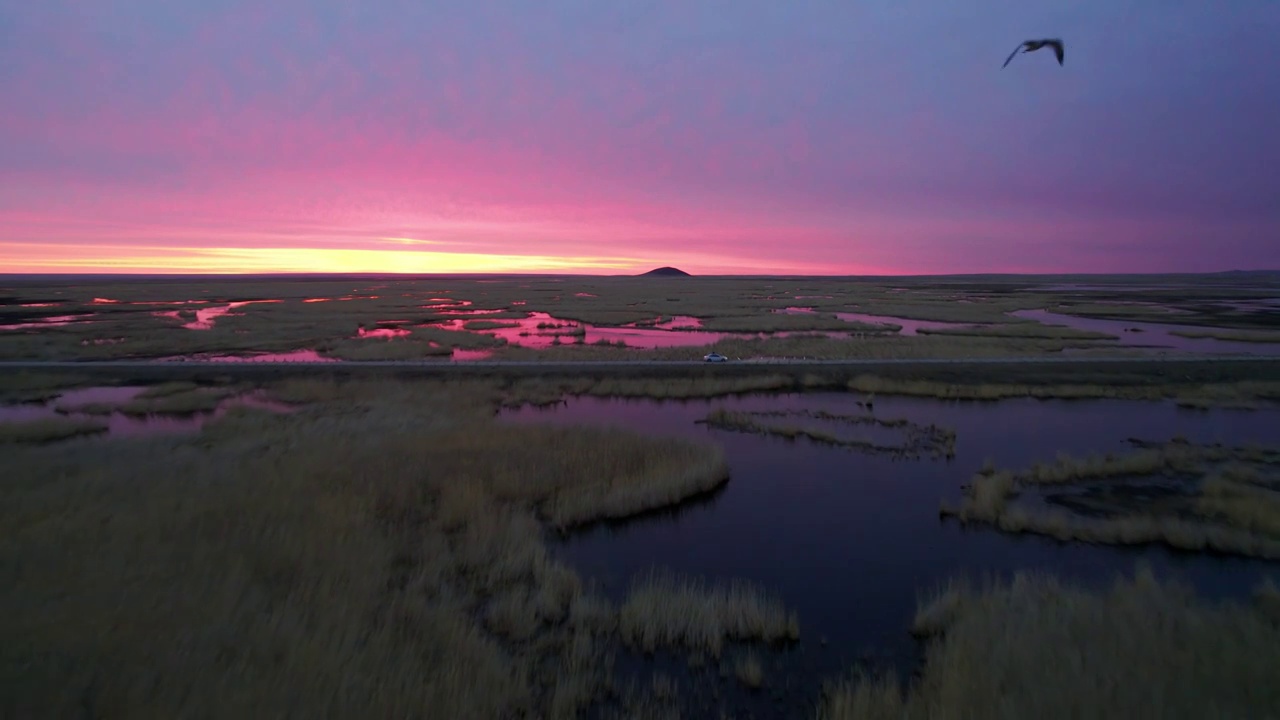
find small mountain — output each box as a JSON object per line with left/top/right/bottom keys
{"left": 639, "top": 266, "right": 691, "bottom": 277}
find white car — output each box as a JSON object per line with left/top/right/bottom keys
{"left": 703, "top": 352, "right": 728, "bottom": 363}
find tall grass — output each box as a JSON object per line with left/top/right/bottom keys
{"left": 619, "top": 569, "right": 800, "bottom": 657}
{"left": 0, "top": 379, "right": 738, "bottom": 718}
{"left": 0, "top": 417, "right": 109, "bottom": 443}
{"left": 816, "top": 566, "right": 1280, "bottom": 720}
{"left": 944, "top": 441, "right": 1280, "bottom": 558}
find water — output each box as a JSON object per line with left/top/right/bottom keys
{"left": 1013, "top": 309, "right": 1280, "bottom": 356}
{"left": 0, "top": 386, "right": 293, "bottom": 437}
{"left": 834, "top": 311, "right": 984, "bottom": 336}
{"left": 774, "top": 306, "right": 984, "bottom": 335}
{"left": 182, "top": 300, "right": 281, "bottom": 330}
{"left": 503, "top": 393, "right": 1280, "bottom": 708}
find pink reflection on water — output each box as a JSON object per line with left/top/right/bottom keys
{"left": 425, "top": 311, "right": 726, "bottom": 349}
{"left": 92, "top": 297, "right": 120, "bottom": 304}
{"left": 20, "top": 302, "right": 60, "bottom": 308}
{"left": 81, "top": 337, "right": 125, "bottom": 346}
{"left": 423, "top": 299, "right": 472, "bottom": 310}
{"left": 184, "top": 300, "right": 281, "bottom": 330}
{"left": 0, "top": 314, "right": 96, "bottom": 330}
{"left": 511, "top": 301, "right": 527, "bottom": 306}
{"left": 303, "top": 298, "right": 330, "bottom": 303}
{"left": 834, "top": 312, "right": 980, "bottom": 336}
{"left": 575, "top": 292, "right": 598, "bottom": 298}
{"left": 452, "top": 349, "right": 494, "bottom": 361}
{"left": 357, "top": 327, "right": 411, "bottom": 339}
{"left": 1013, "top": 309, "right": 1280, "bottom": 356}
{"left": 431, "top": 308, "right": 504, "bottom": 316}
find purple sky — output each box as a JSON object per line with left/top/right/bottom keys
{"left": 2, "top": 0, "right": 1278, "bottom": 274}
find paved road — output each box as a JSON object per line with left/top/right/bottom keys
{"left": 1, "top": 355, "right": 1277, "bottom": 372}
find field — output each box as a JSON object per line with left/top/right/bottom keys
{"left": 3, "top": 272, "right": 1280, "bottom": 717}
{"left": 4, "top": 271, "right": 1279, "bottom": 364}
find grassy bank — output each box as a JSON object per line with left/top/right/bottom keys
{"left": 0, "top": 379, "right": 745, "bottom": 718}
{"left": 816, "top": 567, "right": 1280, "bottom": 720}
{"left": 940, "top": 439, "right": 1280, "bottom": 558}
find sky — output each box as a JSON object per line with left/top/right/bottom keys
{"left": 2, "top": 0, "right": 1278, "bottom": 275}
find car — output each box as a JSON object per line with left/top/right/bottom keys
{"left": 703, "top": 352, "right": 728, "bottom": 363}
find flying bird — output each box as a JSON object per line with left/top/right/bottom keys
{"left": 1002, "top": 38, "right": 1065, "bottom": 68}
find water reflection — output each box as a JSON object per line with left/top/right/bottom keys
{"left": 1013, "top": 309, "right": 1280, "bottom": 356}
{"left": 504, "top": 393, "right": 1280, "bottom": 697}
{"left": 426, "top": 311, "right": 730, "bottom": 349}
{"left": 773, "top": 306, "right": 984, "bottom": 336}
{"left": 182, "top": 300, "right": 281, "bottom": 330}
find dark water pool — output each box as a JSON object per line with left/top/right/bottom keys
{"left": 503, "top": 393, "right": 1280, "bottom": 711}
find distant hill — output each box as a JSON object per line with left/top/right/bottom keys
{"left": 639, "top": 266, "right": 691, "bottom": 277}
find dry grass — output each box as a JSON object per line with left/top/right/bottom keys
{"left": 734, "top": 651, "right": 765, "bottom": 689}
{"left": 0, "top": 371, "right": 93, "bottom": 402}
{"left": 120, "top": 387, "right": 234, "bottom": 415}
{"left": 4, "top": 275, "right": 1276, "bottom": 361}
{"left": 847, "top": 374, "right": 1280, "bottom": 409}
{"left": 1196, "top": 471, "right": 1280, "bottom": 538}
{"left": 619, "top": 569, "right": 800, "bottom": 657}
{"left": 943, "top": 440, "right": 1280, "bottom": 558}
{"left": 0, "top": 379, "right": 742, "bottom": 718}
{"left": 1172, "top": 328, "right": 1280, "bottom": 343}
{"left": 816, "top": 566, "right": 1280, "bottom": 720}
{"left": 0, "top": 417, "right": 109, "bottom": 443}
{"left": 702, "top": 408, "right": 957, "bottom": 460}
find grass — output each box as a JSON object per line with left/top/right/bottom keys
{"left": 941, "top": 440, "right": 1280, "bottom": 558}
{"left": 0, "top": 379, "right": 744, "bottom": 718}
{"left": 119, "top": 388, "right": 232, "bottom": 415}
{"left": 1171, "top": 328, "right": 1280, "bottom": 343}
{"left": 816, "top": 566, "right": 1280, "bottom": 720}
{"left": 846, "top": 374, "right": 1280, "bottom": 407}
{"left": 8, "top": 274, "right": 1272, "bottom": 363}
{"left": 0, "top": 417, "right": 109, "bottom": 443}
{"left": 702, "top": 408, "right": 957, "bottom": 460}
{"left": 0, "top": 371, "right": 94, "bottom": 402}
{"left": 734, "top": 651, "right": 765, "bottom": 689}
{"left": 619, "top": 569, "right": 800, "bottom": 657}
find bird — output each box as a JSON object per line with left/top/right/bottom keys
{"left": 1002, "top": 38, "right": 1064, "bottom": 68}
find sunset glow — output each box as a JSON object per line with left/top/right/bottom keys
{"left": 2, "top": 1, "right": 1278, "bottom": 275}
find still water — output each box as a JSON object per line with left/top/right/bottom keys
{"left": 504, "top": 392, "right": 1280, "bottom": 710}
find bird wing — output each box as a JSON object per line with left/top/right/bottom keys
{"left": 1050, "top": 39, "right": 1065, "bottom": 64}
{"left": 1001, "top": 43, "right": 1024, "bottom": 68}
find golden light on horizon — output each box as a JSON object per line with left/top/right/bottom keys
{"left": 0, "top": 244, "right": 647, "bottom": 274}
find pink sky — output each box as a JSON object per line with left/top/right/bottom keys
{"left": 2, "top": 1, "right": 1278, "bottom": 275}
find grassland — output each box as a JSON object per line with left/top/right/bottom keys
{"left": 0, "top": 378, "right": 817, "bottom": 718}
{"left": 4, "top": 272, "right": 1276, "bottom": 362}
{"left": 817, "top": 566, "right": 1280, "bottom": 720}
{"left": 0, "top": 416, "right": 108, "bottom": 443}
{"left": 701, "top": 408, "right": 957, "bottom": 460}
